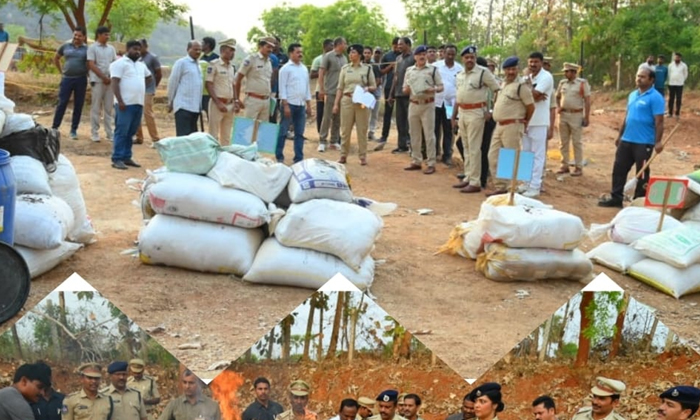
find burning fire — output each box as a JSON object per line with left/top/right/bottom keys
{"left": 210, "top": 370, "right": 245, "bottom": 420}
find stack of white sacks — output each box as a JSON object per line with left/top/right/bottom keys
{"left": 11, "top": 153, "right": 95, "bottom": 277}
{"left": 138, "top": 132, "right": 389, "bottom": 290}
{"left": 439, "top": 194, "right": 592, "bottom": 281}
{"left": 587, "top": 206, "right": 700, "bottom": 298}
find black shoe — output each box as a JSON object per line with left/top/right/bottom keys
{"left": 391, "top": 147, "right": 409, "bottom": 154}
{"left": 598, "top": 197, "right": 623, "bottom": 208}
{"left": 456, "top": 174, "right": 466, "bottom": 180}
{"left": 373, "top": 141, "right": 386, "bottom": 151}
{"left": 124, "top": 159, "right": 141, "bottom": 168}
{"left": 112, "top": 161, "right": 128, "bottom": 170}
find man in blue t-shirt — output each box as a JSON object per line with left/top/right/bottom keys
{"left": 599, "top": 66, "right": 665, "bottom": 207}
{"left": 654, "top": 54, "right": 668, "bottom": 96}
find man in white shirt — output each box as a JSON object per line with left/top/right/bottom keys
{"left": 434, "top": 44, "right": 463, "bottom": 165}
{"left": 110, "top": 40, "right": 152, "bottom": 170}
{"left": 276, "top": 43, "right": 312, "bottom": 163}
{"left": 87, "top": 26, "right": 117, "bottom": 142}
{"left": 638, "top": 55, "right": 656, "bottom": 72}
{"left": 520, "top": 51, "right": 554, "bottom": 198}
{"left": 167, "top": 41, "right": 203, "bottom": 136}
{"left": 668, "top": 52, "right": 688, "bottom": 119}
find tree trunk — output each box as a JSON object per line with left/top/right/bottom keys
{"left": 539, "top": 315, "right": 553, "bottom": 361}
{"left": 140, "top": 329, "right": 149, "bottom": 361}
{"left": 646, "top": 317, "right": 659, "bottom": 353}
{"left": 266, "top": 327, "right": 275, "bottom": 360}
{"left": 317, "top": 300, "right": 324, "bottom": 360}
{"left": 340, "top": 292, "right": 349, "bottom": 352}
{"left": 46, "top": 300, "right": 63, "bottom": 360}
{"left": 281, "top": 316, "right": 292, "bottom": 361}
{"left": 486, "top": 0, "right": 495, "bottom": 47}
{"left": 556, "top": 300, "right": 571, "bottom": 355}
{"left": 398, "top": 330, "right": 412, "bottom": 359}
{"left": 531, "top": 325, "right": 540, "bottom": 357}
{"left": 303, "top": 297, "right": 315, "bottom": 361}
{"left": 609, "top": 293, "right": 630, "bottom": 358}
{"left": 664, "top": 330, "right": 676, "bottom": 352}
{"left": 326, "top": 292, "right": 344, "bottom": 359}
{"left": 348, "top": 293, "right": 364, "bottom": 365}
{"left": 11, "top": 324, "right": 23, "bottom": 359}
{"left": 574, "top": 292, "right": 594, "bottom": 367}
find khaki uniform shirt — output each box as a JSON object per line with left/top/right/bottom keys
{"left": 493, "top": 79, "right": 535, "bottom": 121}
{"left": 102, "top": 386, "right": 146, "bottom": 420}
{"left": 321, "top": 51, "right": 348, "bottom": 93}
{"left": 240, "top": 53, "right": 272, "bottom": 96}
{"left": 158, "top": 396, "right": 221, "bottom": 420}
{"left": 557, "top": 77, "right": 591, "bottom": 110}
{"left": 126, "top": 376, "right": 159, "bottom": 411}
{"left": 456, "top": 65, "right": 500, "bottom": 106}
{"left": 368, "top": 413, "right": 408, "bottom": 420}
{"left": 337, "top": 63, "right": 376, "bottom": 95}
{"left": 62, "top": 390, "right": 112, "bottom": 420}
{"left": 403, "top": 64, "right": 443, "bottom": 101}
{"left": 276, "top": 409, "right": 318, "bottom": 420}
{"left": 571, "top": 407, "right": 625, "bottom": 420}
{"left": 206, "top": 58, "right": 236, "bottom": 101}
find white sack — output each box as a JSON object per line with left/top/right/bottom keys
{"left": 287, "top": 159, "right": 353, "bottom": 204}
{"left": 586, "top": 241, "right": 646, "bottom": 273}
{"left": 49, "top": 154, "right": 96, "bottom": 244}
{"left": 16, "top": 242, "right": 82, "bottom": 278}
{"left": 476, "top": 243, "right": 592, "bottom": 281}
{"left": 632, "top": 226, "right": 700, "bottom": 268}
{"left": 207, "top": 152, "right": 291, "bottom": 203}
{"left": 628, "top": 259, "right": 700, "bottom": 299}
{"left": 15, "top": 194, "right": 74, "bottom": 249}
{"left": 589, "top": 207, "right": 682, "bottom": 244}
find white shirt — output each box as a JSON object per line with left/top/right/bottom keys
{"left": 668, "top": 61, "right": 688, "bottom": 86}
{"left": 167, "top": 55, "right": 203, "bottom": 113}
{"left": 638, "top": 62, "right": 655, "bottom": 72}
{"left": 279, "top": 60, "right": 312, "bottom": 106}
{"left": 524, "top": 69, "right": 554, "bottom": 127}
{"left": 434, "top": 59, "right": 464, "bottom": 107}
{"left": 109, "top": 56, "right": 151, "bottom": 106}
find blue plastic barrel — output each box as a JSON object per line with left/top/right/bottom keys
{"left": 0, "top": 148, "right": 16, "bottom": 246}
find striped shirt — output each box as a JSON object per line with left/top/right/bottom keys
{"left": 167, "top": 55, "right": 203, "bottom": 113}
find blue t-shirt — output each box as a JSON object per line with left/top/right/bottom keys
{"left": 654, "top": 64, "right": 668, "bottom": 90}
{"left": 621, "top": 88, "right": 665, "bottom": 145}
{"left": 270, "top": 53, "right": 280, "bottom": 94}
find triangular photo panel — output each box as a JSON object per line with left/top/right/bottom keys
{"left": 471, "top": 277, "right": 700, "bottom": 420}
{"left": 208, "top": 284, "right": 472, "bottom": 420}
{"left": 0, "top": 277, "right": 222, "bottom": 420}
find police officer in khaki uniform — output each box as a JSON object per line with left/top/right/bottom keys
{"left": 235, "top": 37, "right": 274, "bottom": 122}
{"left": 403, "top": 45, "right": 444, "bottom": 175}
{"left": 158, "top": 370, "right": 221, "bottom": 420}
{"left": 358, "top": 397, "right": 376, "bottom": 420}
{"left": 101, "top": 362, "right": 147, "bottom": 420}
{"left": 451, "top": 45, "right": 500, "bottom": 193}
{"left": 471, "top": 383, "right": 504, "bottom": 420}
{"left": 657, "top": 386, "right": 700, "bottom": 420}
{"left": 126, "top": 360, "right": 160, "bottom": 418}
{"left": 571, "top": 377, "right": 626, "bottom": 420}
{"left": 276, "top": 380, "right": 318, "bottom": 420}
{"left": 486, "top": 56, "right": 535, "bottom": 196}
{"left": 368, "top": 390, "right": 408, "bottom": 420}
{"left": 62, "top": 363, "right": 113, "bottom": 420}
{"left": 555, "top": 62, "right": 591, "bottom": 176}
{"left": 333, "top": 44, "right": 376, "bottom": 166}
{"left": 206, "top": 38, "right": 238, "bottom": 144}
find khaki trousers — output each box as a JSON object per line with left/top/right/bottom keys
{"left": 559, "top": 112, "right": 584, "bottom": 166}
{"left": 340, "top": 97, "right": 369, "bottom": 158}
{"left": 136, "top": 93, "right": 159, "bottom": 141}
{"left": 409, "top": 102, "right": 436, "bottom": 166}
{"left": 488, "top": 122, "right": 525, "bottom": 190}
{"left": 320, "top": 94, "right": 341, "bottom": 144}
{"left": 90, "top": 81, "right": 114, "bottom": 139}
{"left": 244, "top": 96, "right": 269, "bottom": 121}
{"left": 458, "top": 109, "right": 485, "bottom": 187}
{"left": 208, "top": 101, "right": 235, "bottom": 145}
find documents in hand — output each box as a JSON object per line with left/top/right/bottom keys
{"left": 352, "top": 85, "right": 376, "bottom": 109}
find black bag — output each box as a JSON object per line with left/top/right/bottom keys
{"left": 0, "top": 124, "right": 61, "bottom": 172}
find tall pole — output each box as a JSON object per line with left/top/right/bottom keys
{"left": 190, "top": 16, "right": 205, "bottom": 132}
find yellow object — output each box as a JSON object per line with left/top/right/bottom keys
{"left": 475, "top": 243, "right": 512, "bottom": 277}
{"left": 628, "top": 269, "right": 678, "bottom": 298}
{"left": 139, "top": 253, "right": 151, "bottom": 264}
{"left": 436, "top": 223, "right": 473, "bottom": 256}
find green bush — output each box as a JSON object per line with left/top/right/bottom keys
{"left": 16, "top": 51, "right": 58, "bottom": 76}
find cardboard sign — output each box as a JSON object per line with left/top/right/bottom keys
{"left": 496, "top": 148, "right": 534, "bottom": 182}
{"left": 231, "top": 117, "right": 279, "bottom": 154}
{"left": 644, "top": 177, "right": 688, "bottom": 209}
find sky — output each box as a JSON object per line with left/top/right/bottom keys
{"left": 181, "top": 0, "right": 409, "bottom": 50}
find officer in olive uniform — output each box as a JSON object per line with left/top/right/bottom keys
{"left": 571, "top": 377, "right": 626, "bottom": 420}
{"left": 451, "top": 45, "right": 500, "bottom": 193}
{"left": 555, "top": 62, "right": 591, "bottom": 176}
{"left": 471, "top": 383, "right": 504, "bottom": 420}
{"left": 657, "top": 386, "right": 700, "bottom": 420}
{"left": 368, "top": 390, "right": 407, "bottom": 420}
{"left": 486, "top": 56, "right": 535, "bottom": 196}
{"left": 101, "top": 362, "right": 147, "bottom": 420}
{"left": 403, "top": 45, "right": 444, "bottom": 175}
{"left": 358, "top": 397, "right": 376, "bottom": 420}
{"left": 333, "top": 44, "right": 376, "bottom": 166}
{"left": 276, "top": 380, "right": 318, "bottom": 420}
{"left": 158, "top": 370, "right": 221, "bottom": 420}
{"left": 62, "top": 363, "right": 113, "bottom": 420}
{"left": 206, "top": 38, "right": 238, "bottom": 145}
{"left": 126, "top": 359, "right": 160, "bottom": 419}
{"left": 235, "top": 37, "right": 275, "bottom": 122}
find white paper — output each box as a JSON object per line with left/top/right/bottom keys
{"left": 352, "top": 85, "right": 377, "bottom": 109}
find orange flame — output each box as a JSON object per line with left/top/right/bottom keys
{"left": 210, "top": 370, "right": 245, "bottom": 420}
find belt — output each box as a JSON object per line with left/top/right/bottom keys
{"left": 220, "top": 98, "right": 235, "bottom": 104}
{"left": 247, "top": 92, "right": 270, "bottom": 100}
{"left": 458, "top": 102, "right": 486, "bottom": 110}
{"left": 410, "top": 97, "right": 435, "bottom": 105}
{"left": 498, "top": 119, "right": 526, "bottom": 125}
{"left": 343, "top": 93, "right": 353, "bottom": 97}
{"left": 561, "top": 108, "right": 583, "bottom": 113}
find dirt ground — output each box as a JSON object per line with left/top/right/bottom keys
{"left": 5, "top": 72, "right": 700, "bottom": 382}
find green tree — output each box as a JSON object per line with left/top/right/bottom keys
{"left": 86, "top": 0, "right": 162, "bottom": 41}
{"left": 401, "top": 0, "right": 477, "bottom": 46}
{"left": 246, "top": 3, "right": 316, "bottom": 46}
